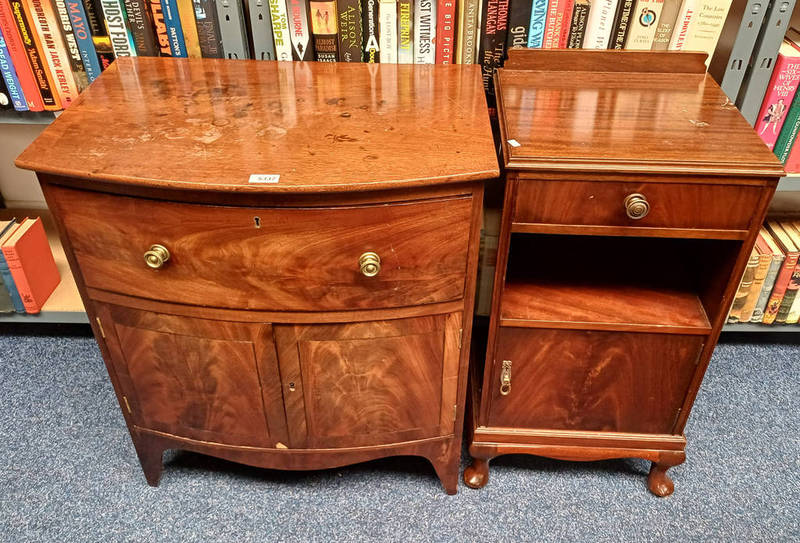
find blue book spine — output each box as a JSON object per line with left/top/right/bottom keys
{"left": 527, "top": 0, "right": 549, "bottom": 48}
{"left": 0, "top": 30, "right": 27, "bottom": 111}
{"left": 162, "top": 0, "right": 187, "bottom": 57}
{"left": 66, "top": 0, "right": 102, "bottom": 82}
{"left": 0, "top": 252, "right": 25, "bottom": 313}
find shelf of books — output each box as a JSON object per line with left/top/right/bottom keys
{"left": 0, "top": 209, "right": 87, "bottom": 323}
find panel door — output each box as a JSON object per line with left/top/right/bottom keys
{"left": 488, "top": 327, "right": 704, "bottom": 434}
{"left": 274, "top": 313, "right": 462, "bottom": 449}
{"left": 96, "top": 303, "right": 287, "bottom": 447}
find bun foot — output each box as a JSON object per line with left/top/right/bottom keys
{"left": 648, "top": 462, "right": 675, "bottom": 497}
{"left": 464, "top": 458, "right": 490, "bottom": 489}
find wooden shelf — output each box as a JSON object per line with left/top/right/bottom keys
{"left": 0, "top": 111, "right": 56, "bottom": 125}
{"left": 777, "top": 176, "right": 800, "bottom": 192}
{"left": 722, "top": 323, "right": 799, "bottom": 332}
{"left": 0, "top": 208, "right": 87, "bottom": 323}
{"left": 500, "top": 280, "right": 711, "bottom": 335}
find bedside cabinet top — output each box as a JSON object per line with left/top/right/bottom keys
{"left": 496, "top": 60, "right": 785, "bottom": 178}
{"left": 16, "top": 58, "right": 499, "bottom": 193}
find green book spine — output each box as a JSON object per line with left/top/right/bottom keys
{"left": 774, "top": 92, "right": 800, "bottom": 162}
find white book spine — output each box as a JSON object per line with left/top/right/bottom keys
{"left": 379, "top": 0, "right": 398, "bottom": 63}
{"left": 681, "top": 0, "right": 733, "bottom": 66}
{"left": 625, "top": 0, "right": 664, "bottom": 50}
{"left": 668, "top": 0, "right": 695, "bottom": 50}
{"left": 583, "top": 0, "right": 620, "bottom": 49}
{"left": 414, "top": 0, "right": 435, "bottom": 63}
{"left": 398, "top": 0, "right": 414, "bottom": 63}
{"left": 268, "top": 0, "right": 293, "bottom": 60}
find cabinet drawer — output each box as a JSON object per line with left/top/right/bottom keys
{"left": 50, "top": 186, "right": 472, "bottom": 311}
{"left": 488, "top": 327, "right": 703, "bottom": 434}
{"left": 514, "top": 180, "right": 762, "bottom": 232}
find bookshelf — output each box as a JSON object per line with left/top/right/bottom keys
{"left": 0, "top": 208, "right": 86, "bottom": 323}
{"left": 0, "top": 111, "right": 56, "bottom": 125}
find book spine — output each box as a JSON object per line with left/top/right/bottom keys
{"left": 362, "top": 0, "right": 378, "bottom": 62}
{"left": 268, "top": 0, "right": 291, "bottom": 59}
{"left": 609, "top": 0, "right": 632, "bottom": 49}
{"left": 541, "top": 0, "right": 558, "bottom": 47}
{"left": 1, "top": 244, "right": 39, "bottom": 313}
{"left": 554, "top": 0, "right": 572, "bottom": 47}
{"left": 774, "top": 91, "right": 800, "bottom": 162}
{"left": 51, "top": 0, "right": 88, "bottom": 90}
{"left": 678, "top": 0, "right": 731, "bottom": 66}
{"left": 160, "top": 0, "right": 186, "bottom": 56}
{"left": 0, "top": 28, "right": 28, "bottom": 109}
{"left": 456, "top": 0, "right": 478, "bottom": 62}
{"left": 100, "top": 0, "right": 137, "bottom": 56}
{"left": 785, "top": 263, "right": 800, "bottom": 323}
{"left": 434, "top": 0, "right": 454, "bottom": 62}
{"left": 336, "top": 0, "right": 360, "bottom": 60}
{"left": 650, "top": 0, "right": 679, "bottom": 50}
{"left": 413, "top": 0, "right": 433, "bottom": 63}
{"left": 148, "top": 0, "right": 171, "bottom": 54}
{"left": 728, "top": 250, "right": 759, "bottom": 323}
{"left": 581, "top": 0, "right": 616, "bottom": 49}
{"left": 86, "top": 0, "right": 113, "bottom": 67}
{"left": 310, "top": 0, "right": 338, "bottom": 61}
{"left": 9, "top": 0, "right": 59, "bottom": 107}
{"left": 667, "top": 0, "right": 693, "bottom": 50}
{"left": 65, "top": 0, "right": 101, "bottom": 81}
{"left": 763, "top": 252, "right": 799, "bottom": 324}
{"left": 287, "top": 0, "right": 312, "bottom": 60}
{"left": 776, "top": 258, "right": 800, "bottom": 323}
{"left": 755, "top": 54, "right": 800, "bottom": 151}
{"left": 624, "top": 0, "right": 663, "bottom": 50}
{"left": 751, "top": 253, "right": 784, "bottom": 322}
{"left": 194, "top": 0, "right": 222, "bottom": 57}
{"left": 0, "top": 0, "right": 44, "bottom": 109}
{"left": 479, "top": 0, "right": 497, "bottom": 89}
{"left": 566, "top": 0, "right": 587, "bottom": 48}
{"left": 377, "top": 0, "right": 395, "bottom": 63}
{"left": 506, "top": 0, "right": 530, "bottom": 51}
{"left": 122, "top": 0, "right": 158, "bottom": 54}
{"left": 741, "top": 252, "right": 772, "bottom": 322}
{"left": 0, "top": 251, "right": 24, "bottom": 312}
{"left": 397, "top": 0, "right": 412, "bottom": 63}
{"left": 175, "top": 0, "right": 199, "bottom": 56}
{"left": 24, "top": 0, "right": 79, "bottom": 106}
{"left": 527, "top": 0, "right": 547, "bottom": 47}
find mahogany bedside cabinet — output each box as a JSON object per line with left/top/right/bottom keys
{"left": 463, "top": 50, "right": 784, "bottom": 496}
{"left": 16, "top": 58, "right": 498, "bottom": 494}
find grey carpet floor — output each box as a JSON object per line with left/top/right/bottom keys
{"left": 0, "top": 327, "right": 798, "bottom": 542}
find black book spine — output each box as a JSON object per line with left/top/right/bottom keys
{"left": 123, "top": 0, "right": 159, "bottom": 55}
{"left": 505, "top": 0, "right": 531, "bottom": 52}
{"left": 194, "top": 0, "right": 222, "bottom": 58}
{"left": 610, "top": 0, "right": 633, "bottom": 49}
{"left": 82, "top": 0, "right": 105, "bottom": 36}
{"left": 0, "top": 76, "right": 13, "bottom": 110}
{"left": 479, "top": 0, "right": 498, "bottom": 94}
{"left": 362, "top": 0, "right": 378, "bottom": 62}
{"left": 51, "top": 0, "right": 89, "bottom": 89}
{"left": 567, "top": 0, "right": 589, "bottom": 48}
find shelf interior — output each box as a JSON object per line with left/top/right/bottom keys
{"left": 499, "top": 234, "right": 741, "bottom": 334}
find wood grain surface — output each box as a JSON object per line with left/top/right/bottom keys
{"left": 496, "top": 69, "right": 784, "bottom": 177}
{"left": 49, "top": 185, "right": 472, "bottom": 311}
{"left": 504, "top": 49, "right": 709, "bottom": 73}
{"left": 16, "top": 58, "right": 499, "bottom": 191}
{"left": 487, "top": 327, "right": 704, "bottom": 434}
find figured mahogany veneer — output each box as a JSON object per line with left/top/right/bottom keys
{"left": 17, "top": 58, "right": 498, "bottom": 494}
{"left": 466, "top": 51, "right": 783, "bottom": 497}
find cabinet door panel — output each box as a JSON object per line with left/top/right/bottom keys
{"left": 98, "top": 304, "right": 282, "bottom": 447}
{"left": 488, "top": 328, "right": 703, "bottom": 434}
{"left": 275, "top": 313, "right": 462, "bottom": 449}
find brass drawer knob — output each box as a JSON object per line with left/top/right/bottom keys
{"left": 500, "top": 360, "right": 512, "bottom": 396}
{"left": 359, "top": 251, "right": 381, "bottom": 277}
{"left": 144, "top": 244, "right": 170, "bottom": 269}
{"left": 624, "top": 193, "right": 650, "bottom": 220}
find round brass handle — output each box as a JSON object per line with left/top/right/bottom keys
{"left": 359, "top": 251, "right": 381, "bottom": 277}
{"left": 624, "top": 193, "right": 650, "bottom": 220}
{"left": 144, "top": 244, "right": 170, "bottom": 269}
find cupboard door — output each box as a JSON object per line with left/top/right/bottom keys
{"left": 97, "top": 304, "right": 287, "bottom": 447}
{"left": 275, "top": 313, "right": 462, "bottom": 449}
{"left": 488, "top": 328, "right": 703, "bottom": 434}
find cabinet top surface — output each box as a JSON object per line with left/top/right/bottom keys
{"left": 496, "top": 69, "right": 785, "bottom": 177}
{"left": 16, "top": 58, "right": 499, "bottom": 193}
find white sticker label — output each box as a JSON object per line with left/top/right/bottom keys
{"left": 507, "top": 139, "right": 521, "bottom": 148}
{"left": 249, "top": 174, "right": 280, "bottom": 184}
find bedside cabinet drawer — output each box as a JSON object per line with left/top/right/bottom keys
{"left": 488, "top": 327, "right": 703, "bottom": 434}
{"left": 514, "top": 180, "right": 763, "bottom": 232}
{"left": 50, "top": 186, "right": 472, "bottom": 311}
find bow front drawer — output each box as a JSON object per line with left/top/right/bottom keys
{"left": 49, "top": 186, "right": 472, "bottom": 311}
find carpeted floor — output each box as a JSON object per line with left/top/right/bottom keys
{"left": 0, "top": 325, "right": 797, "bottom": 542}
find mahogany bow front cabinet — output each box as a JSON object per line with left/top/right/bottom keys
{"left": 16, "top": 58, "right": 498, "bottom": 494}
{"left": 464, "top": 51, "right": 784, "bottom": 496}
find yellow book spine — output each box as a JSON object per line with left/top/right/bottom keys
{"left": 176, "top": 0, "right": 201, "bottom": 57}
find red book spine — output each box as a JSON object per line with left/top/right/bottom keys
{"left": 542, "top": 0, "right": 560, "bottom": 48}
{"left": 556, "top": 0, "right": 575, "bottom": 47}
{"left": 0, "top": 0, "right": 43, "bottom": 110}
{"left": 435, "top": 0, "right": 456, "bottom": 63}
{"left": 755, "top": 51, "right": 800, "bottom": 151}
{"left": 1, "top": 244, "right": 39, "bottom": 313}
{"left": 763, "top": 251, "right": 800, "bottom": 324}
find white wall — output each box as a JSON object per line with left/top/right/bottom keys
{"left": 0, "top": 123, "right": 48, "bottom": 208}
